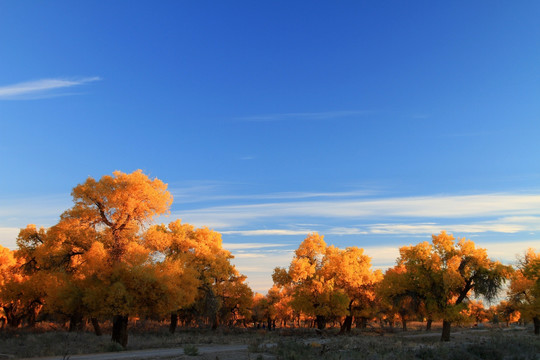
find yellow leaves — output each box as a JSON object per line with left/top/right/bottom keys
{"left": 277, "top": 234, "right": 380, "bottom": 322}
{"left": 396, "top": 231, "right": 510, "bottom": 325}
{"left": 290, "top": 257, "right": 316, "bottom": 282}
{"left": 0, "top": 245, "right": 16, "bottom": 281}
{"left": 267, "top": 265, "right": 282, "bottom": 283}
{"left": 294, "top": 233, "right": 326, "bottom": 260}
{"left": 80, "top": 242, "right": 108, "bottom": 277}
{"left": 16, "top": 224, "right": 46, "bottom": 256}
{"left": 432, "top": 231, "right": 456, "bottom": 257}
{"left": 72, "top": 170, "right": 172, "bottom": 226}
{"left": 508, "top": 248, "right": 539, "bottom": 320}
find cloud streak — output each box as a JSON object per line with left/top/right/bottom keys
{"left": 170, "top": 188, "right": 375, "bottom": 204}
{"left": 0, "top": 77, "right": 101, "bottom": 99}
{"left": 237, "top": 110, "right": 372, "bottom": 122}
{"left": 222, "top": 242, "right": 292, "bottom": 250}
{"left": 175, "top": 193, "right": 540, "bottom": 230}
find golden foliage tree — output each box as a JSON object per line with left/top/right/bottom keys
{"left": 273, "top": 234, "right": 351, "bottom": 330}
{"left": 145, "top": 220, "right": 252, "bottom": 331}
{"left": 508, "top": 248, "right": 540, "bottom": 334}
{"left": 397, "top": 231, "right": 510, "bottom": 341}
{"left": 8, "top": 171, "right": 199, "bottom": 347}
{"left": 377, "top": 264, "right": 420, "bottom": 331}
{"left": 0, "top": 228, "right": 53, "bottom": 328}
{"left": 323, "top": 245, "right": 381, "bottom": 332}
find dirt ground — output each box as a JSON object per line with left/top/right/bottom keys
{"left": 3, "top": 323, "right": 539, "bottom": 360}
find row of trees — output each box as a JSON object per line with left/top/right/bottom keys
{"left": 0, "top": 171, "right": 253, "bottom": 347}
{"left": 0, "top": 170, "right": 538, "bottom": 345}
{"left": 268, "top": 232, "right": 539, "bottom": 341}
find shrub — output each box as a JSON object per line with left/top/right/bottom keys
{"left": 183, "top": 344, "right": 199, "bottom": 356}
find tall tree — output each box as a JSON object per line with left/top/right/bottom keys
{"left": 145, "top": 220, "right": 252, "bottom": 331}
{"left": 508, "top": 248, "right": 540, "bottom": 334}
{"left": 377, "top": 264, "right": 419, "bottom": 332}
{"left": 273, "top": 234, "right": 349, "bottom": 330}
{"left": 323, "top": 245, "right": 380, "bottom": 333}
{"left": 397, "top": 231, "right": 510, "bottom": 341}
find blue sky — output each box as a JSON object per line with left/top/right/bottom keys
{"left": 1, "top": 1, "right": 539, "bottom": 292}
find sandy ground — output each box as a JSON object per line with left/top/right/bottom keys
{"left": 19, "top": 344, "right": 252, "bottom": 360}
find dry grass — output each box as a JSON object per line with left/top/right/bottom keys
{"left": 0, "top": 322, "right": 538, "bottom": 359}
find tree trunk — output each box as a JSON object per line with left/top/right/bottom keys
{"left": 315, "top": 315, "right": 326, "bottom": 330}
{"left": 4, "top": 306, "right": 22, "bottom": 328}
{"left": 91, "top": 318, "right": 102, "bottom": 336}
{"left": 426, "top": 318, "right": 432, "bottom": 331}
{"left": 68, "top": 314, "right": 84, "bottom": 332}
{"left": 211, "top": 315, "right": 219, "bottom": 330}
{"left": 534, "top": 317, "right": 539, "bottom": 335}
{"left": 402, "top": 318, "right": 407, "bottom": 332}
{"left": 267, "top": 317, "right": 272, "bottom": 331}
{"left": 111, "top": 315, "right": 129, "bottom": 348}
{"left": 441, "top": 320, "right": 452, "bottom": 342}
{"left": 169, "top": 313, "right": 178, "bottom": 334}
{"left": 340, "top": 315, "right": 353, "bottom": 334}
{"left": 358, "top": 317, "right": 368, "bottom": 329}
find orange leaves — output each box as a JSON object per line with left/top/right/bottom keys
{"left": 508, "top": 248, "right": 539, "bottom": 321}
{"left": 71, "top": 169, "right": 172, "bottom": 226}
{"left": 0, "top": 245, "right": 16, "bottom": 286}
{"left": 275, "top": 233, "right": 379, "bottom": 326}
{"left": 396, "top": 231, "right": 511, "bottom": 334}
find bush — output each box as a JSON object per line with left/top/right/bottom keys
{"left": 104, "top": 341, "right": 124, "bottom": 352}
{"left": 183, "top": 344, "right": 199, "bottom": 356}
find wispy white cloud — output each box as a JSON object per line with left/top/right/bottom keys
{"left": 360, "top": 216, "right": 540, "bottom": 235}
{"left": 237, "top": 110, "right": 372, "bottom": 122}
{"left": 326, "top": 227, "right": 369, "bottom": 235}
{"left": 222, "top": 242, "right": 292, "bottom": 250}
{"left": 222, "top": 229, "right": 311, "bottom": 236}
{"left": 0, "top": 194, "right": 70, "bottom": 222}
{"left": 175, "top": 193, "right": 540, "bottom": 230}
{"left": 0, "top": 194, "right": 71, "bottom": 249}
{"left": 229, "top": 249, "right": 294, "bottom": 293}
{"left": 170, "top": 188, "right": 375, "bottom": 204}
{"left": 0, "top": 227, "right": 20, "bottom": 250}
{"left": 0, "top": 77, "right": 100, "bottom": 100}
{"left": 215, "top": 216, "right": 540, "bottom": 238}
{"left": 475, "top": 240, "right": 539, "bottom": 263}
{"left": 234, "top": 253, "right": 267, "bottom": 258}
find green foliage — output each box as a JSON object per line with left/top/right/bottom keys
{"left": 104, "top": 341, "right": 124, "bottom": 352}
{"left": 183, "top": 344, "right": 199, "bottom": 356}
{"left": 248, "top": 337, "right": 265, "bottom": 352}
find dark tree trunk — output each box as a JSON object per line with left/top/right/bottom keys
{"left": 91, "top": 318, "right": 102, "bottom": 336}
{"left": 111, "top": 315, "right": 129, "bottom": 348}
{"left": 68, "top": 314, "right": 84, "bottom": 332}
{"left": 340, "top": 315, "right": 353, "bottom": 334}
{"left": 441, "top": 320, "right": 452, "bottom": 342}
{"left": 315, "top": 315, "right": 326, "bottom": 330}
{"left": 358, "top": 317, "right": 368, "bottom": 329}
{"left": 402, "top": 319, "right": 407, "bottom": 332}
{"left": 211, "top": 315, "right": 219, "bottom": 330}
{"left": 267, "top": 317, "right": 272, "bottom": 331}
{"left": 169, "top": 313, "right": 178, "bottom": 334}
{"left": 4, "top": 306, "right": 22, "bottom": 328}
{"left": 534, "top": 317, "right": 539, "bottom": 335}
{"left": 426, "top": 318, "right": 433, "bottom": 331}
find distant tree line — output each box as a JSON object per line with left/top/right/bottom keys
{"left": 0, "top": 171, "right": 538, "bottom": 347}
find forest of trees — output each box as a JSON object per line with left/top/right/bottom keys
{"left": 0, "top": 171, "right": 538, "bottom": 347}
